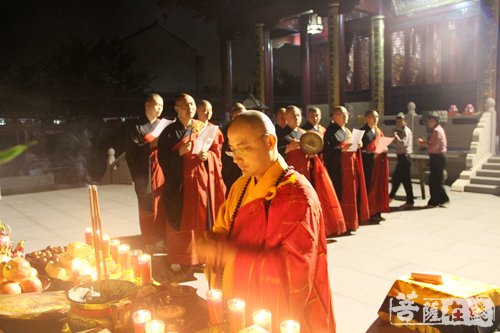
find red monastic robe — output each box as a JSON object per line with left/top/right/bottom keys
{"left": 364, "top": 131, "right": 390, "bottom": 215}
{"left": 213, "top": 157, "right": 336, "bottom": 333}
{"left": 285, "top": 149, "right": 346, "bottom": 236}
{"left": 126, "top": 117, "right": 168, "bottom": 245}
{"left": 160, "top": 120, "right": 226, "bottom": 264}
{"left": 338, "top": 138, "right": 370, "bottom": 230}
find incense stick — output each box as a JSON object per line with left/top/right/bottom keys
{"left": 92, "top": 185, "right": 109, "bottom": 281}
{"left": 88, "top": 185, "right": 102, "bottom": 292}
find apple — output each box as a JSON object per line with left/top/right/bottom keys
{"left": 3, "top": 257, "right": 32, "bottom": 282}
{"left": 0, "top": 281, "right": 22, "bottom": 294}
{"left": 20, "top": 277, "right": 43, "bottom": 293}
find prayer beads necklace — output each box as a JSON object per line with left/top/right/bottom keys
{"left": 227, "top": 166, "right": 293, "bottom": 238}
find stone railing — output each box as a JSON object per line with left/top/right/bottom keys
{"left": 451, "top": 98, "right": 497, "bottom": 192}
{"left": 100, "top": 148, "right": 132, "bottom": 185}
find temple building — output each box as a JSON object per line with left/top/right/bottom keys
{"left": 157, "top": 0, "right": 499, "bottom": 194}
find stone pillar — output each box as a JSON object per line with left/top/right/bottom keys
{"left": 371, "top": 15, "right": 385, "bottom": 115}
{"left": 255, "top": 23, "right": 266, "bottom": 106}
{"left": 477, "top": 0, "right": 499, "bottom": 112}
{"left": 300, "top": 15, "right": 311, "bottom": 110}
{"left": 221, "top": 38, "right": 233, "bottom": 114}
{"left": 328, "top": 2, "right": 341, "bottom": 109}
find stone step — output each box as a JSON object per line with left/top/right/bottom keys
{"left": 464, "top": 183, "right": 499, "bottom": 195}
{"left": 470, "top": 176, "right": 500, "bottom": 186}
{"left": 487, "top": 156, "right": 500, "bottom": 163}
{"left": 476, "top": 169, "right": 500, "bottom": 178}
{"left": 482, "top": 163, "right": 500, "bottom": 170}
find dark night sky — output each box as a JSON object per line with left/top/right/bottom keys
{"left": 0, "top": 0, "right": 302, "bottom": 94}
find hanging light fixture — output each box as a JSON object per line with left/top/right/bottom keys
{"left": 307, "top": 13, "right": 323, "bottom": 34}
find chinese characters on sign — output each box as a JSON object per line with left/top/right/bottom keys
{"left": 389, "top": 290, "right": 495, "bottom": 327}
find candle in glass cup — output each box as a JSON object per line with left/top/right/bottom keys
{"left": 132, "top": 309, "right": 152, "bottom": 333}
{"left": 130, "top": 249, "right": 143, "bottom": 278}
{"left": 280, "top": 320, "right": 300, "bottom": 333}
{"left": 109, "top": 239, "right": 121, "bottom": 263}
{"left": 145, "top": 319, "right": 165, "bottom": 333}
{"left": 119, "top": 244, "right": 131, "bottom": 270}
{"left": 253, "top": 309, "right": 272, "bottom": 332}
{"left": 138, "top": 254, "right": 152, "bottom": 284}
{"left": 206, "top": 289, "right": 223, "bottom": 325}
{"left": 84, "top": 227, "right": 93, "bottom": 246}
{"left": 227, "top": 298, "right": 245, "bottom": 333}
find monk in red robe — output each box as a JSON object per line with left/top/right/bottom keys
{"left": 158, "top": 93, "right": 226, "bottom": 266}
{"left": 301, "top": 106, "right": 326, "bottom": 136}
{"left": 201, "top": 110, "right": 336, "bottom": 333}
{"left": 360, "top": 110, "right": 390, "bottom": 223}
{"left": 323, "top": 106, "right": 370, "bottom": 232}
{"left": 126, "top": 93, "right": 168, "bottom": 249}
{"left": 196, "top": 99, "right": 224, "bottom": 161}
{"left": 281, "top": 105, "right": 346, "bottom": 236}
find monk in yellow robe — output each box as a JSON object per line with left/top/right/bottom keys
{"left": 200, "top": 110, "right": 336, "bottom": 333}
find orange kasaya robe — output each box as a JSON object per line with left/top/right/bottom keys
{"left": 286, "top": 148, "right": 346, "bottom": 236}
{"left": 158, "top": 119, "right": 226, "bottom": 265}
{"left": 126, "top": 116, "right": 168, "bottom": 245}
{"left": 213, "top": 156, "right": 336, "bottom": 333}
{"left": 363, "top": 130, "right": 390, "bottom": 216}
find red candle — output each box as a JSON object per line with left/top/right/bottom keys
{"left": 119, "top": 244, "right": 131, "bottom": 271}
{"left": 138, "top": 254, "right": 152, "bottom": 284}
{"left": 131, "top": 249, "right": 143, "bottom": 278}
{"left": 206, "top": 289, "right": 223, "bottom": 326}
{"left": 132, "top": 309, "right": 152, "bottom": 333}
{"left": 228, "top": 298, "right": 246, "bottom": 333}
{"left": 109, "top": 239, "right": 121, "bottom": 263}
{"left": 102, "top": 234, "right": 110, "bottom": 257}
{"left": 84, "top": 227, "right": 93, "bottom": 246}
{"left": 71, "top": 260, "right": 82, "bottom": 286}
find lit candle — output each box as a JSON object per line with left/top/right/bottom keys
{"left": 144, "top": 319, "right": 165, "bottom": 333}
{"left": 138, "top": 254, "right": 152, "bottom": 284}
{"left": 280, "top": 320, "right": 300, "bottom": 333}
{"left": 118, "top": 244, "right": 131, "bottom": 271}
{"left": 84, "top": 227, "right": 93, "bottom": 246}
{"left": 227, "top": 298, "right": 245, "bottom": 333}
{"left": 132, "top": 309, "right": 152, "bottom": 333}
{"left": 109, "top": 239, "right": 121, "bottom": 263}
{"left": 130, "top": 249, "right": 143, "bottom": 279}
{"left": 206, "top": 289, "right": 223, "bottom": 326}
{"left": 253, "top": 309, "right": 272, "bottom": 332}
{"left": 102, "top": 234, "right": 110, "bottom": 257}
{"left": 71, "top": 260, "right": 82, "bottom": 286}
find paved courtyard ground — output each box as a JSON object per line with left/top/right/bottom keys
{"left": 1, "top": 184, "right": 499, "bottom": 332}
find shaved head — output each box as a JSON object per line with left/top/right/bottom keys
{"left": 227, "top": 110, "right": 278, "bottom": 179}
{"left": 230, "top": 110, "right": 276, "bottom": 137}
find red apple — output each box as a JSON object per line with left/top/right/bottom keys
{"left": 0, "top": 281, "right": 22, "bottom": 294}
{"left": 20, "top": 277, "right": 43, "bottom": 293}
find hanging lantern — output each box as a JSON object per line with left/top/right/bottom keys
{"left": 307, "top": 13, "right": 323, "bottom": 35}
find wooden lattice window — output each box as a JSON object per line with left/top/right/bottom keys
{"left": 426, "top": 23, "right": 442, "bottom": 84}
{"left": 344, "top": 35, "right": 370, "bottom": 92}
{"left": 408, "top": 28, "right": 422, "bottom": 85}
{"left": 391, "top": 30, "right": 405, "bottom": 87}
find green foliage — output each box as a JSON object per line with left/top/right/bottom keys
{"left": 0, "top": 141, "right": 37, "bottom": 165}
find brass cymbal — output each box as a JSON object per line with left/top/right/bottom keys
{"left": 300, "top": 131, "right": 323, "bottom": 155}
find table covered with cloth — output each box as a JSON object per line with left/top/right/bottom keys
{"left": 378, "top": 275, "right": 500, "bottom": 333}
